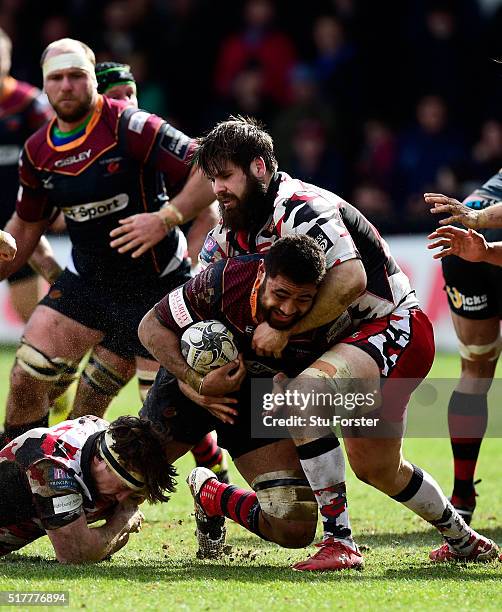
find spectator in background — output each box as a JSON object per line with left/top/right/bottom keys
{"left": 356, "top": 119, "right": 397, "bottom": 193}
{"left": 397, "top": 94, "right": 467, "bottom": 230}
{"left": 310, "top": 14, "right": 359, "bottom": 119}
{"left": 469, "top": 119, "right": 502, "bottom": 183}
{"left": 214, "top": 0, "right": 297, "bottom": 107}
{"left": 351, "top": 181, "right": 398, "bottom": 236}
{"left": 289, "top": 119, "right": 345, "bottom": 193}
{"left": 272, "top": 64, "right": 338, "bottom": 170}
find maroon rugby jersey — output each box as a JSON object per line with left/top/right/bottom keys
{"left": 16, "top": 95, "right": 195, "bottom": 283}
{"left": 155, "top": 253, "right": 352, "bottom": 377}
{"left": 0, "top": 76, "right": 51, "bottom": 226}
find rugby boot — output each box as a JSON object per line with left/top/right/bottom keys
{"left": 430, "top": 533, "right": 499, "bottom": 563}
{"left": 187, "top": 467, "right": 226, "bottom": 559}
{"left": 292, "top": 538, "right": 364, "bottom": 571}
{"left": 450, "top": 480, "right": 480, "bottom": 526}
{"left": 212, "top": 448, "right": 230, "bottom": 484}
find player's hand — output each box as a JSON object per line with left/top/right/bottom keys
{"left": 112, "top": 503, "right": 144, "bottom": 532}
{"left": 262, "top": 372, "right": 288, "bottom": 418}
{"left": 109, "top": 213, "right": 167, "bottom": 258}
{"left": 427, "top": 226, "right": 489, "bottom": 261}
{"left": 252, "top": 322, "right": 290, "bottom": 359}
{"left": 199, "top": 354, "right": 247, "bottom": 397}
{"left": 178, "top": 380, "right": 239, "bottom": 425}
{"left": 0, "top": 230, "right": 17, "bottom": 262}
{"left": 425, "top": 193, "right": 480, "bottom": 229}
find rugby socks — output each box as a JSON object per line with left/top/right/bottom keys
{"left": 448, "top": 391, "right": 487, "bottom": 502}
{"left": 297, "top": 435, "right": 354, "bottom": 547}
{"left": 199, "top": 479, "right": 262, "bottom": 536}
{"left": 192, "top": 434, "right": 223, "bottom": 469}
{"left": 391, "top": 464, "right": 477, "bottom": 554}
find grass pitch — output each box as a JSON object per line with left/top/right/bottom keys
{"left": 0, "top": 349, "right": 500, "bottom": 611}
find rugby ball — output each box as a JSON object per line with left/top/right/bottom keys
{"left": 181, "top": 320, "right": 238, "bottom": 375}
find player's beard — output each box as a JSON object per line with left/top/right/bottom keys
{"left": 219, "top": 174, "right": 270, "bottom": 232}
{"left": 53, "top": 91, "right": 93, "bottom": 123}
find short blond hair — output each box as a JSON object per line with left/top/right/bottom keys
{"left": 40, "top": 38, "right": 95, "bottom": 67}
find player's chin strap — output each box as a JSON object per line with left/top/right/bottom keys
{"left": 99, "top": 430, "right": 145, "bottom": 491}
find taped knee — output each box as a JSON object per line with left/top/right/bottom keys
{"left": 137, "top": 369, "right": 157, "bottom": 402}
{"left": 458, "top": 338, "right": 502, "bottom": 362}
{"left": 15, "top": 338, "right": 74, "bottom": 382}
{"left": 252, "top": 470, "right": 317, "bottom": 522}
{"left": 81, "top": 354, "right": 128, "bottom": 397}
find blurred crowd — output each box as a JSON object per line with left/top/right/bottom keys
{"left": 2, "top": 0, "right": 502, "bottom": 234}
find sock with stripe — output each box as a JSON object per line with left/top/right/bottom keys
{"left": 448, "top": 391, "right": 487, "bottom": 503}
{"left": 199, "top": 479, "right": 262, "bottom": 536}
{"left": 391, "top": 463, "right": 477, "bottom": 554}
{"left": 191, "top": 433, "right": 224, "bottom": 470}
{"left": 296, "top": 434, "right": 354, "bottom": 547}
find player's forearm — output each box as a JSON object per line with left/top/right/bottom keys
{"left": 165, "top": 167, "right": 215, "bottom": 225}
{"left": 0, "top": 215, "right": 47, "bottom": 280}
{"left": 28, "top": 236, "right": 63, "bottom": 284}
{"left": 288, "top": 260, "right": 366, "bottom": 336}
{"left": 53, "top": 511, "right": 138, "bottom": 564}
{"left": 481, "top": 241, "right": 502, "bottom": 265}
{"left": 138, "top": 309, "right": 201, "bottom": 389}
{"left": 476, "top": 203, "right": 502, "bottom": 229}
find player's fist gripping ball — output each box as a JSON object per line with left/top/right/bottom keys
{"left": 181, "top": 320, "right": 238, "bottom": 375}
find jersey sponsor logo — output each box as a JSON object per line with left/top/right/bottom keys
{"left": 55, "top": 149, "right": 92, "bottom": 168}
{"left": 62, "top": 193, "right": 129, "bottom": 222}
{"left": 306, "top": 225, "right": 334, "bottom": 253}
{"left": 464, "top": 198, "right": 496, "bottom": 210}
{"left": 326, "top": 311, "right": 352, "bottom": 344}
{"left": 0, "top": 144, "right": 21, "bottom": 166}
{"left": 52, "top": 493, "right": 82, "bottom": 514}
{"left": 446, "top": 286, "right": 488, "bottom": 311}
{"left": 168, "top": 287, "right": 193, "bottom": 328}
{"left": 200, "top": 236, "right": 218, "bottom": 263}
{"left": 162, "top": 125, "right": 190, "bottom": 160}
{"left": 128, "top": 111, "right": 150, "bottom": 134}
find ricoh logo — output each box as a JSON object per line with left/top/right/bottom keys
{"left": 446, "top": 286, "right": 488, "bottom": 311}
{"left": 55, "top": 149, "right": 92, "bottom": 168}
{"left": 62, "top": 194, "right": 129, "bottom": 222}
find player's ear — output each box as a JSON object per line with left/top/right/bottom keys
{"left": 250, "top": 157, "right": 266, "bottom": 179}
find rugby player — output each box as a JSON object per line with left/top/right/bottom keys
{"left": 0, "top": 38, "right": 214, "bottom": 446}
{"left": 172, "top": 116, "right": 497, "bottom": 568}
{"left": 427, "top": 187, "right": 502, "bottom": 524}
{"left": 92, "top": 60, "right": 226, "bottom": 479}
{"left": 141, "top": 233, "right": 497, "bottom": 567}
{"left": 0, "top": 28, "right": 58, "bottom": 322}
{"left": 139, "top": 236, "right": 332, "bottom": 556}
{"left": 0, "top": 414, "right": 175, "bottom": 563}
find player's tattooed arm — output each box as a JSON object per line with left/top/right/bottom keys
{"left": 425, "top": 192, "right": 502, "bottom": 229}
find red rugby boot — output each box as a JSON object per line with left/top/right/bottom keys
{"left": 292, "top": 538, "right": 364, "bottom": 571}
{"left": 430, "top": 534, "right": 499, "bottom": 562}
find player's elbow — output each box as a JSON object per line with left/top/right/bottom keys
{"left": 138, "top": 308, "right": 157, "bottom": 350}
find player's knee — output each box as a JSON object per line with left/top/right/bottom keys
{"left": 267, "top": 518, "right": 316, "bottom": 548}
{"left": 81, "top": 353, "right": 129, "bottom": 398}
{"left": 14, "top": 338, "right": 74, "bottom": 387}
{"left": 348, "top": 448, "right": 399, "bottom": 490}
{"left": 252, "top": 470, "right": 317, "bottom": 547}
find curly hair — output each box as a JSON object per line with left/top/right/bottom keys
{"left": 107, "top": 415, "right": 177, "bottom": 504}
{"left": 264, "top": 235, "right": 327, "bottom": 286}
{"left": 193, "top": 115, "right": 278, "bottom": 178}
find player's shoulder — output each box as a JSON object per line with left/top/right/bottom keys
{"left": 24, "top": 120, "right": 52, "bottom": 163}
{"left": 12, "top": 78, "right": 41, "bottom": 101}
{"left": 274, "top": 171, "right": 343, "bottom": 208}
